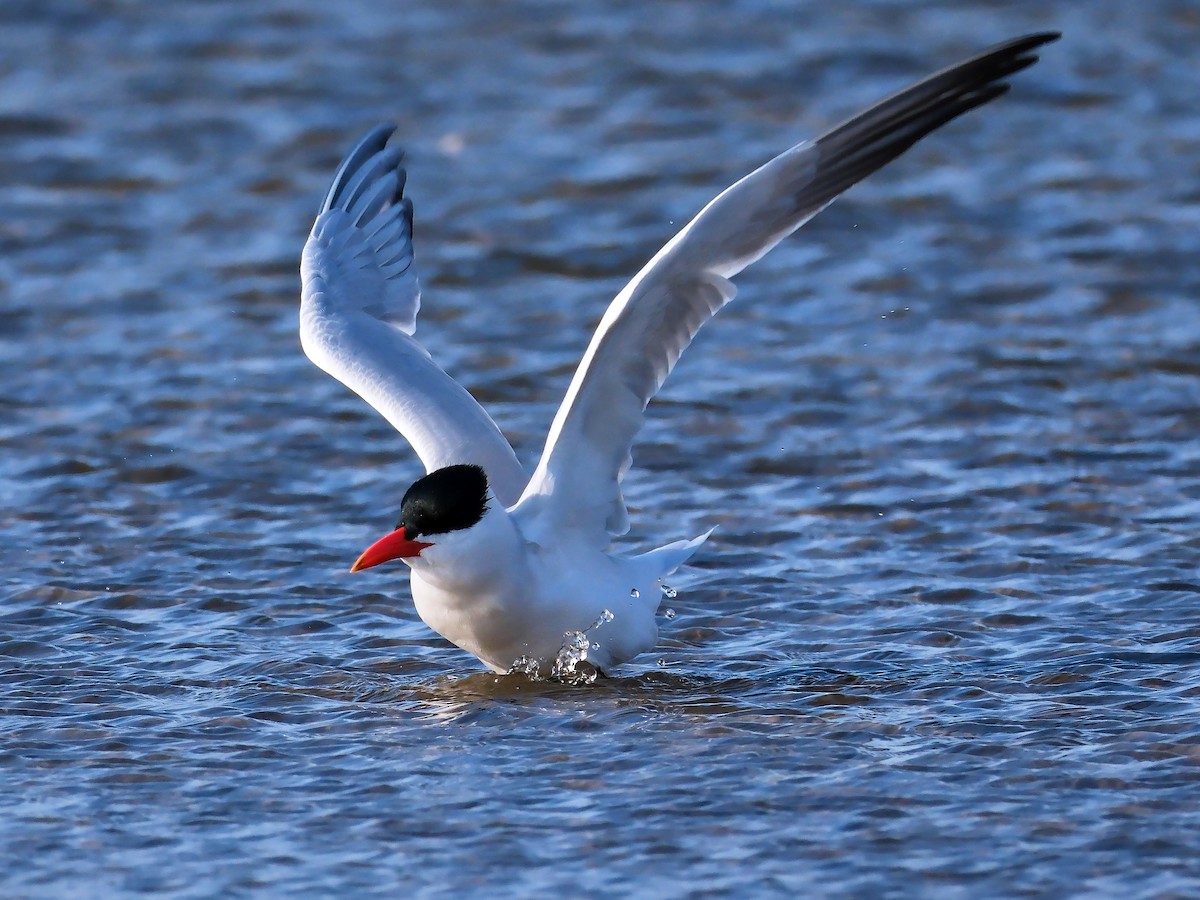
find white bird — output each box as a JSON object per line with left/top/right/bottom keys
{"left": 300, "top": 33, "right": 1058, "bottom": 676}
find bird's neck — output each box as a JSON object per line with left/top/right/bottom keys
{"left": 409, "top": 505, "right": 529, "bottom": 595}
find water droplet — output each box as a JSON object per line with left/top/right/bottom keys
{"left": 664, "top": 608, "right": 676, "bottom": 620}
{"left": 630, "top": 588, "right": 640, "bottom": 599}
{"left": 661, "top": 584, "right": 677, "bottom": 599}
{"left": 581, "top": 609, "right": 614, "bottom": 634}
{"left": 657, "top": 658, "right": 667, "bottom": 667}
{"left": 545, "top": 610, "right": 618, "bottom": 684}
{"left": 551, "top": 629, "right": 599, "bottom": 685}
{"left": 508, "top": 655, "right": 543, "bottom": 680}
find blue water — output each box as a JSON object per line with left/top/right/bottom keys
{"left": 4, "top": 1, "right": 1200, "bottom": 896}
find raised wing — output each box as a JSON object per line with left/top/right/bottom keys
{"left": 300, "top": 125, "right": 526, "bottom": 505}
{"left": 516, "top": 32, "right": 1059, "bottom": 545}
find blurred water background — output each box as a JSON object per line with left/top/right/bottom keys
{"left": 3, "top": 1, "right": 1200, "bottom": 896}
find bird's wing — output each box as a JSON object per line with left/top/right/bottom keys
{"left": 515, "top": 32, "right": 1059, "bottom": 545}
{"left": 300, "top": 124, "right": 526, "bottom": 505}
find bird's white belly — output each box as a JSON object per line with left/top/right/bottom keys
{"left": 409, "top": 573, "right": 541, "bottom": 673}
{"left": 409, "top": 552, "right": 660, "bottom": 674}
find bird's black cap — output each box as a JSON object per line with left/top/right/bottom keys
{"left": 397, "top": 464, "right": 490, "bottom": 538}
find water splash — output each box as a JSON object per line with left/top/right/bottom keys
{"left": 507, "top": 655, "right": 543, "bottom": 679}
{"left": 509, "top": 609, "right": 616, "bottom": 685}
{"left": 550, "top": 608, "right": 614, "bottom": 685}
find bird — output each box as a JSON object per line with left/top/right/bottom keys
{"left": 299, "top": 32, "right": 1059, "bottom": 676}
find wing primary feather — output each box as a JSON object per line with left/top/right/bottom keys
{"left": 346, "top": 164, "right": 403, "bottom": 228}
{"left": 366, "top": 210, "right": 407, "bottom": 246}
{"left": 319, "top": 123, "right": 396, "bottom": 214}
{"left": 340, "top": 150, "right": 402, "bottom": 217}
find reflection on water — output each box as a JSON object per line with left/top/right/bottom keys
{"left": 4, "top": 0, "right": 1200, "bottom": 896}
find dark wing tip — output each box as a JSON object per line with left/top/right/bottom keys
{"left": 982, "top": 32, "right": 1062, "bottom": 81}
{"left": 1009, "top": 31, "right": 1062, "bottom": 52}
{"left": 319, "top": 122, "right": 398, "bottom": 215}
{"left": 806, "top": 32, "right": 1060, "bottom": 204}
{"left": 974, "top": 32, "right": 1061, "bottom": 72}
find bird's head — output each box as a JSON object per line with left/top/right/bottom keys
{"left": 350, "top": 464, "right": 491, "bottom": 572}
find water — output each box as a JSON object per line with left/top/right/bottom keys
{"left": 3, "top": 1, "right": 1200, "bottom": 896}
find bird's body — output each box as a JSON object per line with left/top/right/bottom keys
{"left": 299, "top": 33, "right": 1058, "bottom": 675}
{"left": 406, "top": 509, "right": 702, "bottom": 673}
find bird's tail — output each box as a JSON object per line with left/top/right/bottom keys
{"left": 630, "top": 527, "right": 715, "bottom": 586}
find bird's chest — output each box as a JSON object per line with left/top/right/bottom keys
{"left": 414, "top": 548, "right": 658, "bottom": 676}
{"left": 408, "top": 567, "right": 539, "bottom": 672}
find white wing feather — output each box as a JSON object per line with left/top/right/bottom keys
{"left": 515, "top": 33, "right": 1059, "bottom": 545}
{"left": 300, "top": 125, "right": 526, "bottom": 505}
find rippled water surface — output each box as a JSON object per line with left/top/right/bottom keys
{"left": 4, "top": 1, "right": 1200, "bottom": 896}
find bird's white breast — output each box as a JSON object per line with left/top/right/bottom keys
{"left": 406, "top": 509, "right": 661, "bottom": 673}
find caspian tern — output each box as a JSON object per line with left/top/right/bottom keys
{"left": 300, "top": 32, "right": 1059, "bottom": 675}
